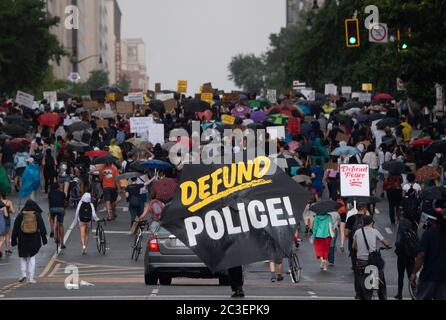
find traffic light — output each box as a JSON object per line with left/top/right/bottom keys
{"left": 345, "top": 18, "right": 360, "bottom": 48}
{"left": 397, "top": 27, "right": 411, "bottom": 52}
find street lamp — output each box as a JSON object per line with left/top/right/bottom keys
{"left": 312, "top": 0, "right": 319, "bottom": 10}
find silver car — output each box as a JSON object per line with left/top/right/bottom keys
{"left": 144, "top": 221, "right": 229, "bottom": 286}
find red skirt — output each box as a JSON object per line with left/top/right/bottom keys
{"left": 313, "top": 237, "right": 332, "bottom": 260}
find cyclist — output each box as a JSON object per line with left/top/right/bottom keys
{"left": 352, "top": 215, "right": 391, "bottom": 300}
{"left": 75, "top": 193, "right": 100, "bottom": 255}
{"left": 48, "top": 183, "right": 66, "bottom": 249}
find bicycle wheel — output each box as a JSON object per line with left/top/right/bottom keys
{"left": 288, "top": 252, "right": 302, "bottom": 283}
{"left": 134, "top": 234, "right": 143, "bottom": 261}
{"left": 96, "top": 226, "right": 102, "bottom": 253}
{"left": 131, "top": 233, "right": 140, "bottom": 260}
{"left": 100, "top": 229, "right": 106, "bottom": 255}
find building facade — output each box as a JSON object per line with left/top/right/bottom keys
{"left": 45, "top": 0, "right": 121, "bottom": 84}
{"left": 286, "top": 0, "right": 325, "bottom": 27}
{"left": 120, "top": 39, "right": 149, "bottom": 91}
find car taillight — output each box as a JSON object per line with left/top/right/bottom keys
{"left": 148, "top": 236, "right": 159, "bottom": 252}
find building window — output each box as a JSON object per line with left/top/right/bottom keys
{"left": 127, "top": 46, "right": 137, "bottom": 59}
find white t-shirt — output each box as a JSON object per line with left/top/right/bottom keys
{"left": 373, "top": 129, "right": 386, "bottom": 148}
{"left": 362, "top": 152, "right": 379, "bottom": 169}
{"left": 402, "top": 183, "right": 422, "bottom": 193}
{"left": 353, "top": 227, "right": 385, "bottom": 261}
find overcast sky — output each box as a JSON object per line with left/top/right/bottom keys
{"left": 117, "top": 0, "right": 285, "bottom": 94}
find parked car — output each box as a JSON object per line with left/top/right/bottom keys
{"left": 144, "top": 221, "right": 229, "bottom": 286}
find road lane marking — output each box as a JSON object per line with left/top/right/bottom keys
{"left": 91, "top": 229, "right": 149, "bottom": 235}
{"left": 0, "top": 263, "right": 12, "bottom": 267}
{"left": 385, "top": 228, "right": 393, "bottom": 234}
{"left": 48, "top": 263, "right": 61, "bottom": 278}
{"left": 39, "top": 215, "right": 78, "bottom": 278}
{"left": 150, "top": 288, "right": 159, "bottom": 297}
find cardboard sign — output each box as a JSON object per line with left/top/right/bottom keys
{"left": 163, "top": 99, "right": 177, "bottom": 112}
{"left": 201, "top": 93, "right": 213, "bottom": 106}
{"left": 357, "top": 140, "right": 371, "bottom": 149}
{"left": 177, "top": 80, "right": 188, "bottom": 93}
{"left": 325, "top": 162, "right": 339, "bottom": 171}
{"left": 117, "top": 101, "right": 134, "bottom": 114}
{"left": 15, "top": 91, "right": 34, "bottom": 108}
{"left": 340, "top": 164, "right": 370, "bottom": 197}
{"left": 202, "top": 83, "right": 213, "bottom": 93}
{"left": 155, "top": 83, "right": 161, "bottom": 92}
{"left": 221, "top": 115, "right": 236, "bottom": 125}
{"left": 222, "top": 93, "right": 240, "bottom": 103}
{"left": 362, "top": 83, "right": 373, "bottom": 91}
{"left": 83, "top": 101, "right": 99, "bottom": 110}
{"left": 336, "top": 132, "right": 350, "bottom": 142}
{"left": 130, "top": 117, "right": 154, "bottom": 133}
{"left": 96, "top": 119, "right": 109, "bottom": 128}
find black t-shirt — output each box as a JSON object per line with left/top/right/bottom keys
{"left": 48, "top": 190, "right": 65, "bottom": 208}
{"left": 419, "top": 227, "right": 446, "bottom": 281}
{"left": 1, "top": 144, "right": 14, "bottom": 164}
{"left": 75, "top": 155, "right": 91, "bottom": 174}
{"left": 296, "top": 168, "right": 312, "bottom": 177}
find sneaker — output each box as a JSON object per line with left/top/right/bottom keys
{"left": 375, "top": 208, "right": 380, "bottom": 214}
{"left": 271, "top": 275, "right": 276, "bottom": 282}
{"left": 394, "top": 294, "right": 402, "bottom": 300}
{"left": 82, "top": 246, "right": 87, "bottom": 255}
{"left": 5, "top": 250, "right": 12, "bottom": 256}
{"left": 0, "top": 251, "right": 2, "bottom": 259}
{"left": 18, "top": 276, "right": 27, "bottom": 283}
{"left": 323, "top": 266, "right": 328, "bottom": 271}
{"left": 61, "top": 245, "right": 66, "bottom": 250}
{"left": 28, "top": 278, "right": 37, "bottom": 284}
{"left": 277, "top": 274, "right": 284, "bottom": 282}
{"left": 231, "top": 289, "right": 245, "bottom": 298}
{"left": 304, "top": 225, "right": 309, "bottom": 234}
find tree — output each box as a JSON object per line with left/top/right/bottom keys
{"left": 68, "top": 70, "right": 109, "bottom": 97}
{"left": 228, "top": 54, "right": 266, "bottom": 93}
{"left": 114, "top": 74, "right": 131, "bottom": 93}
{"left": 0, "top": 0, "right": 66, "bottom": 95}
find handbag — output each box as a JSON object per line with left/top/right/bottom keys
{"left": 361, "top": 227, "right": 384, "bottom": 269}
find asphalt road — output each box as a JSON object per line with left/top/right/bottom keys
{"left": 0, "top": 186, "right": 410, "bottom": 300}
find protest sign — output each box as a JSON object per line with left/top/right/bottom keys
{"left": 127, "top": 92, "right": 144, "bottom": 105}
{"left": 156, "top": 93, "right": 175, "bottom": 102}
{"left": 130, "top": 117, "right": 154, "bottom": 133}
{"left": 351, "top": 92, "right": 361, "bottom": 99}
{"left": 177, "top": 80, "right": 188, "bottom": 93}
{"left": 201, "top": 83, "right": 213, "bottom": 93}
{"left": 83, "top": 101, "right": 99, "bottom": 110}
{"left": 341, "top": 87, "right": 352, "bottom": 95}
{"left": 117, "top": 101, "right": 134, "bottom": 114}
{"left": 324, "top": 84, "right": 337, "bottom": 95}
{"left": 266, "top": 89, "right": 277, "bottom": 104}
{"left": 43, "top": 91, "right": 57, "bottom": 104}
{"left": 325, "top": 162, "right": 339, "bottom": 171}
{"left": 221, "top": 114, "right": 236, "bottom": 125}
{"left": 362, "top": 83, "right": 373, "bottom": 92}
{"left": 148, "top": 123, "right": 165, "bottom": 146}
{"left": 340, "top": 164, "right": 370, "bottom": 197}
{"left": 201, "top": 93, "right": 213, "bottom": 106}
{"left": 106, "top": 92, "right": 116, "bottom": 102}
{"left": 15, "top": 91, "right": 34, "bottom": 108}
{"left": 300, "top": 89, "right": 315, "bottom": 101}
{"left": 267, "top": 126, "right": 286, "bottom": 140}
{"left": 222, "top": 93, "right": 240, "bottom": 103}
{"left": 163, "top": 99, "right": 177, "bottom": 112}
{"left": 160, "top": 157, "right": 312, "bottom": 272}
{"left": 336, "top": 132, "right": 350, "bottom": 142}
{"left": 96, "top": 119, "right": 109, "bottom": 128}
{"left": 359, "top": 93, "right": 372, "bottom": 103}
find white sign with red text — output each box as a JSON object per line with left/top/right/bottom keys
{"left": 340, "top": 164, "right": 370, "bottom": 197}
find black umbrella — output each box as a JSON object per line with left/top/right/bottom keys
{"left": 332, "top": 113, "right": 352, "bottom": 124}
{"left": 285, "top": 157, "right": 300, "bottom": 169}
{"left": 310, "top": 200, "right": 341, "bottom": 214}
{"left": 0, "top": 124, "right": 27, "bottom": 137}
{"left": 376, "top": 118, "right": 401, "bottom": 130}
{"left": 424, "top": 140, "right": 446, "bottom": 154}
{"left": 184, "top": 99, "right": 210, "bottom": 114}
{"left": 68, "top": 121, "right": 91, "bottom": 132}
{"left": 296, "top": 145, "right": 322, "bottom": 156}
{"left": 149, "top": 99, "right": 165, "bottom": 114}
{"left": 160, "top": 159, "right": 312, "bottom": 273}
{"left": 366, "top": 113, "right": 387, "bottom": 121}
{"left": 344, "top": 101, "right": 364, "bottom": 110}
{"left": 293, "top": 91, "right": 307, "bottom": 100}
{"left": 5, "top": 115, "right": 26, "bottom": 126}
{"left": 115, "top": 172, "right": 141, "bottom": 181}
{"left": 382, "top": 160, "right": 410, "bottom": 174}
{"left": 91, "top": 154, "right": 117, "bottom": 165}
{"left": 422, "top": 186, "right": 446, "bottom": 201}
{"left": 66, "top": 141, "right": 90, "bottom": 153}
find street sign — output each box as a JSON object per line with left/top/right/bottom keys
{"left": 177, "top": 80, "right": 188, "bottom": 93}
{"left": 69, "top": 72, "right": 81, "bottom": 83}
{"left": 369, "top": 23, "right": 388, "bottom": 43}
{"left": 362, "top": 83, "right": 373, "bottom": 91}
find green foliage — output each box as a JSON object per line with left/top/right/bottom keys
{"left": 68, "top": 70, "right": 109, "bottom": 97}
{"left": 0, "top": 0, "right": 66, "bottom": 95}
{"left": 228, "top": 54, "right": 266, "bottom": 93}
{"left": 114, "top": 74, "right": 131, "bottom": 93}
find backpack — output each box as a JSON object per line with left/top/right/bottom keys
{"left": 34, "top": 148, "right": 43, "bottom": 165}
{"left": 401, "top": 188, "right": 420, "bottom": 221}
{"left": 21, "top": 211, "right": 38, "bottom": 234}
{"left": 403, "top": 229, "right": 420, "bottom": 257}
{"left": 78, "top": 202, "right": 93, "bottom": 223}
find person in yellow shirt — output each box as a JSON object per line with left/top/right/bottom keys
{"left": 108, "top": 139, "right": 123, "bottom": 163}
{"left": 400, "top": 117, "right": 412, "bottom": 143}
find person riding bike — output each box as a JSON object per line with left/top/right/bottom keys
{"left": 352, "top": 215, "right": 391, "bottom": 300}
{"left": 48, "top": 183, "right": 66, "bottom": 249}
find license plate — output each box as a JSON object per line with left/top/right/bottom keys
{"left": 175, "top": 239, "right": 186, "bottom": 247}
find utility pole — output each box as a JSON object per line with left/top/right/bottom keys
{"left": 72, "top": 0, "right": 79, "bottom": 73}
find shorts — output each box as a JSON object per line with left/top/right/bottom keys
{"left": 58, "top": 175, "right": 71, "bottom": 184}
{"left": 103, "top": 187, "right": 118, "bottom": 202}
{"left": 340, "top": 213, "right": 347, "bottom": 223}
{"left": 49, "top": 207, "right": 65, "bottom": 224}
{"left": 15, "top": 167, "right": 25, "bottom": 177}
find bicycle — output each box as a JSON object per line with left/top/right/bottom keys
{"left": 95, "top": 219, "right": 107, "bottom": 255}
{"left": 131, "top": 220, "right": 150, "bottom": 261}
{"left": 89, "top": 173, "right": 103, "bottom": 210}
